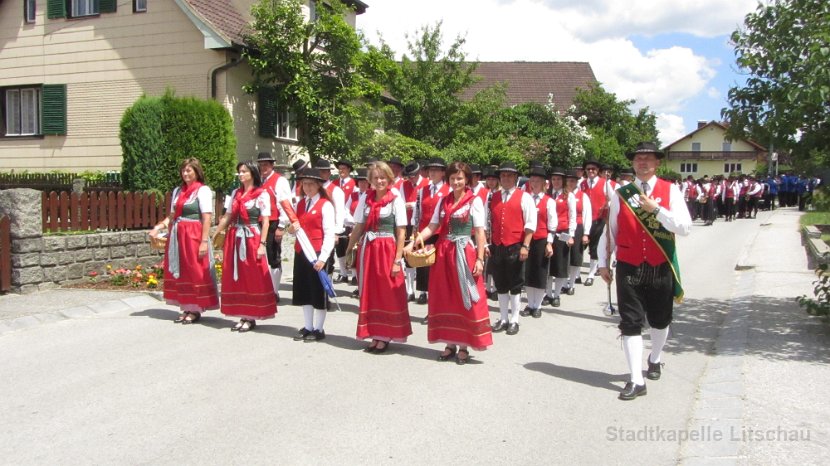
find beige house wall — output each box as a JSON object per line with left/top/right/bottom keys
{"left": 667, "top": 125, "right": 757, "bottom": 152}
{"left": 666, "top": 159, "right": 759, "bottom": 178}
{"left": 665, "top": 124, "right": 763, "bottom": 177}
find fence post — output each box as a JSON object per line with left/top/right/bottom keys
{"left": 0, "top": 189, "right": 44, "bottom": 293}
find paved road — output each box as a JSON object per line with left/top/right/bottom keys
{"left": 0, "top": 208, "right": 827, "bottom": 464}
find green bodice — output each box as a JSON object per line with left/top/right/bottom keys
{"left": 448, "top": 216, "right": 472, "bottom": 237}
{"left": 180, "top": 198, "right": 202, "bottom": 220}
{"left": 374, "top": 212, "right": 397, "bottom": 235}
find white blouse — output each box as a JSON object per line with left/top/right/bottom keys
{"left": 353, "top": 193, "right": 407, "bottom": 227}
{"left": 429, "top": 195, "right": 485, "bottom": 228}
{"left": 170, "top": 185, "right": 214, "bottom": 214}
{"left": 223, "top": 188, "right": 272, "bottom": 218}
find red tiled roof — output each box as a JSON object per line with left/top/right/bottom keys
{"left": 185, "top": 0, "right": 250, "bottom": 46}
{"left": 461, "top": 62, "right": 597, "bottom": 110}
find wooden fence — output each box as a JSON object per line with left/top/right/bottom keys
{"left": 41, "top": 191, "right": 225, "bottom": 233}
{"left": 0, "top": 172, "right": 122, "bottom": 192}
{"left": 0, "top": 216, "right": 10, "bottom": 293}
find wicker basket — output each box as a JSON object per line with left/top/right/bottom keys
{"left": 212, "top": 231, "right": 226, "bottom": 250}
{"left": 405, "top": 236, "right": 436, "bottom": 268}
{"left": 150, "top": 233, "right": 168, "bottom": 251}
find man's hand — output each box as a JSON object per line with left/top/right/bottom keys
{"left": 639, "top": 194, "right": 660, "bottom": 213}
{"left": 599, "top": 266, "right": 613, "bottom": 284}
{"left": 519, "top": 246, "right": 529, "bottom": 262}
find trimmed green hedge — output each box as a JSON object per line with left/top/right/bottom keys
{"left": 120, "top": 90, "right": 237, "bottom": 193}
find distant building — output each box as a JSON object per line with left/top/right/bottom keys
{"left": 663, "top": 121, "right": 767, "bottom": 178}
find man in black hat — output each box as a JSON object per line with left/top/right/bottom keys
{"left": 334, "top": 160, "right": 356, "bottom": 282}
{"left": 482, "top": 166, "right": 501, "bottom": 299}
{"left": 313, "top": 159, "right": 346, "bottom": 290}
{"left": 489, "top": 161, "right": 537, "bottom": 335}
{"left": 401, "top": 161, "right": 428, "bottom": 300}
{"left": 579, "top": 159, "right": 611, "bottom": 286}
{"left": 290, "top": 159, "right": 309, "bottom": 202}
{"left": 598, "top": 142, "right": 691, "bottom": 400}
{"left": 412, "top": 157, "right": 449, "bottom": 308}
{"left": 257, "top": 152, "right": 292, "bottom": 303}
{"left": 345, "top": 168, "right": 370, "bottom": 293}
{"left": 387, "top": 157, "right": 405, "bottom": 192}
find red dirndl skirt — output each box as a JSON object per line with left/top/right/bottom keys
{"left": 163, "top": 220, "right": 219, "bottom": 312}
{"left": 427, "top": 237, "right": 493, "bottom": 351}
{"left": 220, "top": 225, "right": 277, "bottom": 319}
{"left": 356, "top": 236, "right": 411, "bottom": 342}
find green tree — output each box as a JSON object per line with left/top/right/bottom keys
{"left": 379, "top": 22, "right": 478, "bottom": 149}
{"left": 723, "top": 0, "right": 830, "bottom": 163}
{"left": 359, "top": 132, "right": 440, "bottom": 163}
{"left": 244, "top": 0, "right": 385, "bottom": 161}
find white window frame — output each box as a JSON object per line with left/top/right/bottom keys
{"left": 4, "top": 87, "right": 41, "bottom": 137}
{"left": 277, "top": 108, "right": 298, "bottom": 141}
{"left": 71, "top": 0, "right": 99, "bottom": 17}
{"left": 724, "top": 163, "right": 742, "bottom": 174}
{"left": 691, "top": 142, "right": 701, "bottom": 152}
{"left": 680, "top": 163, "right": 698, "bottom": 173}
{"left": 134, "top": 0, "right": 147, "bottom": 13}
{"left": 25, "top": 0, "right": 36, "bottom": 23}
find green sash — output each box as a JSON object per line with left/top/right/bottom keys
{"left": 616, "top": 182, "right": 684, "bottom": 303}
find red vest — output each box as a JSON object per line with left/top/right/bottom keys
{"left": 490, "top": 190, "right": 525, "bottom": 246}
{"left": 726, "top": 181, "right": 735, "bottom": 199}
{"left": 261, "top": 171, "right": 281, "bottom": 221}
{"left": 616, "top": 179, "right": 671, "bottom": 267}
{"left": 554, "top": 192, "right": 569, "bottom": 232}
{"left": 295, "top": 197, "right": 329, "bottom": 252}
{"left": 402, "top": 177, "right": 428, "bottom": 224}
{"left": 418, "top": 183, "right": 450, "bottom": 230}
{"left": 349, "top": 191, "right": 360, "bottom": 216}
{"left": 339, "top": 177, "right": 356, "bottom": 200}
{"left": 475, "top": 185, "right": 490, "bottom": 204}
{"left": 532, "top": 193, "right": 550, "bottom": 240}
{"left": 687, "top": 182, "right": 698, "bottom": 199}
{"left": 580, "top": 177, "right": 608, "bottom": 221}
{"left": 574, "top": 192, "right": 584, "bottom": 225}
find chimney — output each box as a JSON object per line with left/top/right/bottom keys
{"left": 697, "top": 120, "right": 708, "bottom": 129}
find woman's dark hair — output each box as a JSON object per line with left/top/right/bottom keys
{"left": 445, "top": 161, "right": 472, "bottom": 185}
{"left": 237, "top": 161, "right": 262, "bottom": 187}
{"left": 180, "top": 158, "right": 206, "bottom": 183}
{"left": 297, "top": 176, "right": 332, "bottom": 203}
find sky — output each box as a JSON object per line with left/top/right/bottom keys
{"left": 356, "top": 0, "right": 759, "bottom": 146}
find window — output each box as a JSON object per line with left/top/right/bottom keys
{"left": 277, "top": 109, "right": 298, "bottom": 140}
{"left": 1, "top": 84, "right": 66, "bottom": 137}
{"left": 724, "top": 163, "right": 742, "bottom": 174}
{"left": 680, "top": 163, "right": 698, "bottom": 173}
{"left": 133, "top": 0, "right": 146, "bottom": 12}
{"left": 25, "top": 0, "right": 36, "bottom": 23}
{"left": 309, "top": 0, "right": 317, "bottom": 22}
{"left": 258, "top": 87, "right": 298, "bottom": 141}
{"left": 723, "top": 142, "right": 732, "bottom": 152}
{"left": 691, "top": 142, "right": 701, "bottom": 152}
{"left": 71, "top": 0, "right": 98, "bottom": 17}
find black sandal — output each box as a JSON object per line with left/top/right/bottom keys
{"left": 237, "top": 319, "right": 256, "bottom": 333}
{"left": 231, "top": 320, "right": 244, "bottom": 332}
{"left": 456, "top": 349, "right": 470, "bottom": 365}
{"left": 438, "top": 346, "right": 457, "bottom": 361}
{"left": 373, "top": 341, "right": 390, "bottom": 354}
{"left": 174, "top": 312, "right": 189, "bottom": 323}
{"left": 364, "top": 339, "right": 379, "bottom": 353}
{"left": 182, "top": 313, "right": 201, "bottom": 325}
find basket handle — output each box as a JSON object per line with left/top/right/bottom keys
{"left": 414, "top": 233, "right": 426, "bottom": 251}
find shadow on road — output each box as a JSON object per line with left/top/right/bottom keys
{"left": 524, "top": 362, "right": 627, "bottom": 393}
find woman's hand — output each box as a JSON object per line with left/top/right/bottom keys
{"left": 391, "top": 261, "right": 402, "bottom": 277}
{"left": 198, "top": 241, "right": 208, "bottom": 257}
{"left": 257, "top": 243, "right": 266, "bottom": 259}
{"left": 567, "top": 237, "right": 574, "bottom": 246}
{"left": 313, "top": 260, "right": 325, "bottom": 272}
{"left": 472, "top": 259, "right": 483, "bottom": 277}
{"left": 148, "top": 228, "right": 159, "bottom": 239}
{"left": 545, "top": 243, "right": 553, "bottom": 258}
{"left": 402, "top": 243, "right": 414, "bottom": 254}
{"left": 582, "top": 234, "right": 590, "bottom": 245}
{"left": 287, "top": 221, "right": 301, "bottom": 234}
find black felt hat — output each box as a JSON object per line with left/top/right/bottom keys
{"left": 387, "top": 157, "right": 404, "bottom": 167}
{"left": 582, "top": 159, "right": 602, "bottom": 170}
{"left": 527, "top": 166, "right": 548, "bottom": 178}
{"left": 296, "top": 168, "right": 325, "bottom": 183}
{"left": 354, "top": 168, "right": 368, "bottom": 181}
{"left": 470, "top": 163, "right": 482, "bottom": 175}
{"left": 424, "top": 157, "right": 447, "bottom": 169}
{"left": 257, "top": 152, "right": 276, "bottom": 163}
{"left": 291, "top": 159, "right": 308, "bottom": 172}
{"left": 336, "top": 160, "right": 354, "bottom": 170}
{"left": 549, "top": 166, "right": 566, "bottom": 177}
{"left": 497, "top": 161, "right": 519, "bottom": 174}
{"left": 403, "top": 161, "right": 420, "bottom": 177}
{"left": 313, "top": 159, "right": 333, "bottom": 170}
{"left": 626, "top": 141, "right": 665, "bottom": 160}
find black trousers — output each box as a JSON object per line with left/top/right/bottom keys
{"left": 587, "top": 218, "right": 605, "bottom": 260}
{"left": 335, "top": 227, "right": 352, "bottom": 258}
{"left": 616, "top": 261, "right": 674, "bottom": 336}
{"left": 264, "top": 221, "right": 282, "bottom": 269}
{"left": 489, "top": 243, "right": 525, "bottom": 295}
{"left": 524, "top": 238, "right": 549, "bottom": 289}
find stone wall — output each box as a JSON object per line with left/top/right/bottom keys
{"left": 1, "top": 188, "right": 163, "bottom": 293}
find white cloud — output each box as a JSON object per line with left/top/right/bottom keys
{"left": 656, "top": 113, "right": 687, "bottom": 146}
{"left": 707, "top": 87, "right": 721, "bottom": 99}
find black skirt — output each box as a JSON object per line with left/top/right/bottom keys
{"left": 568, "top": 224, "right": 585, "bottom": 267}
{"left": 524, "top": 238, "right": 549, "bottom": 289}
{"left": 549, "top": 234, "right": 570, "bottom": 278}
{"left": 292, "top": 251, "right": 329, "bottom": 310}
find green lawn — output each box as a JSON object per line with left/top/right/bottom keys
{"left": 800, "top": 211, "right": 830, "bottom": 226}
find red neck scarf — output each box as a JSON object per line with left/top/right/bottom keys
{"left": 364, "top": 189, "right": 396, "bottom": 231}
{"left": 232, "top": 186, "right": 264, "bottom": 225}
{"left": 174, "top": 181, "right": 203, "bottom": 219}
{"left": 439, "top": 189, "right": 475, "bottom": 235}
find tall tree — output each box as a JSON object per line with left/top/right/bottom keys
{"left": 723, "top": 0, "right": 830, "bottom": 163}
{"left": 379, "top": 22, "right": 478, "bottom": 149}
{"left": 244, "top": 0, "right": 385, "bottom": 161}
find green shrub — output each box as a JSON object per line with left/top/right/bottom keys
{"left": 358, "top": 132, "right": 440, "bottom": 164}
{"left": 797, "top": 264, "right": 830, "bottom": 317}
{"left": 120, "top": 90, "right": 237, "bottom": 194}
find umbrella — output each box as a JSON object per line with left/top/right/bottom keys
{"left": 280, "top": 200, "right": 342, "bottom": 312}
{"left": 602, "top": 212, "right": 617, "bottom": 317}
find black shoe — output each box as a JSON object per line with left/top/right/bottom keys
{"left": 541, "top": 295, "right": 552, "bottom": 306}
{"left": 487, "top": 291, "right": 498, "bottom": 301}
{"left": 491, "top": 320, "right": 508, "bottom": 332}
{"left": 566, "top": 286, "right": 575, "bottom": 296}
{"left": 584, "top": 278, "right": 594, "bottom": 287}
{"left": 237, "top": 319, "right": 256, "bottom": 333}
{"left": 551, "top": 296, "right": 560, "bottom": 307}
{"left": 304, "top": 329, "right": 326, "bottom": 342}
{"left": 560, "top": 286, "right": 570, "bottom": 294}
{"left": 422, "top": 315, "right": 429, "bottom": 325}
{"left": 275, "top": 293, "right": 280, "bottom": 304}
{"left": 506, "top": 322, "right": 519, "bottom": 335}
{"left": 181, "top": 313, "right": 201, "bottom": 325}
{"left": 575, "top": 276, "right": 582, "bottom": 284}
{"left": 231, "top": 320, "right": 244, "bottom": 332}
{"left": 456, "top": 349, "right": 469, "bottom": 365}
{"left": 339, "top": 275, "right": 350, "bottom": 283}
{"left": 408, "top": 293, "right": 416, "bottom": 302}
{"left": 293, "top": 328, "right": 311, "bottom": 341}
{"left": 519, "top": 306, "right": 533, "bottom": 317}
{"left": 351, "top": 277, "right": 358, "bottom": 285}
{"left": 618, "top": 382, "right": 647, "bottom": 400}
{"left": 532, "top": 307, "right": 542, "bottom": 319}
{"left": 351, "top": 289, "right": 360, "bottom": 298}
{"left": 438, "top": 346, "right": 457, "bottom": 361}
{"left": 373, "top": 341, "right": 390, "bottom": 354}
{"left": 416, "top": 293, "right": 428, "bottom": 305}
{"left": 646, "top": 355, "right": 663, "bottom": 380}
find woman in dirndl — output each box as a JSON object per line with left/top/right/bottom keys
{"left": 213, "top": 161, "right": 276, "bottom": 332}
{"left": 345, "top": 161, "right": 410, "bottom": 353}
{"left": 405, "top": 162, "right": 492, "bottom": 364}
{"left": 289, "top": 168, "right": 336, "bottom": 342}
{"left": 149, "top": 158, "right": 219, "bottom": 324}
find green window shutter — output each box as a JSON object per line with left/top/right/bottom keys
{"left": 42, "top": 84, "right": 67, "bottom": 135}
{"left": 47, "top": 0, "right": 66, "bottom": 18}
{"left": 258, "top": 87, "right": 277, "bottom": 138}
{"left": 100, "top": 0, "right": 117, "bottom": 13}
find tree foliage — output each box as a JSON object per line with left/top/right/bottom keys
{"left": 120, "top": 91, "right": 237, "bottom": 193}
{"left": 723, "top": 0, "right": 830, "bottom": 163}
{"left": 569, "top": 85, "right": 659, "bottom": 169}
{"left": 244, "top": 0, "right": 385, "bottom": 161}
{"left": 359, "top": 132, "right": 440, "bottom": 163}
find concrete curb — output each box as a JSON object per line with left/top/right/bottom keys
{"left": 0, "top": 293, "right": 164, "bottom": 337}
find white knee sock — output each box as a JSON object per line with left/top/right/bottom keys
{"left": 498, "top": 294, "right": 509, "bottom": 321}
{"left": 405, "top": 267, "right": 416, "bottom": 295}
{"left": 313, "top": 308, "right": 327, "bottom": 331}
{"left": 546, "top": 275, "right": 554, "bottom": 297}
{"left": 588, "top": 260, "right": 598, "bottom": 278}
{"left": 527, "top": 287, "right": 544, "bottom": 309}
{"left": 554, "top": 278, "right": 568, "bottom": 298}
{"left": 623, "top": 335, "right": 645, "bottom": 385}
{"left": 487, "top": 275, "right": 495, "bottom": 293}
{"left": 302, "top": 305, "right": 314, "bottom": 331}
{"left": 568, "top": 265, "right": 580, "bottom": 287}
{"left": 524, "top": 288, "right": 534, "bottom": 308}
{"left": 510, "top": 293, "right": 521, "bottom": 324}
{"left": 336, "top": 256, "right": 348, "bottom": 277}
{"left": 649, "top": 327, "right": 669, "bottom": 363}
{"left": 269, "top": 267, "right": 282, "bottom": 294}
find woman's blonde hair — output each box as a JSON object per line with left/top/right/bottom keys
{"left": 368, "top": 161, "right": 395, "bottom": 188}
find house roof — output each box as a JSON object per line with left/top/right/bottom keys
{"left": 460, "top": 62, "right": 597, "bottom": 110}
{"left": 662, "top": 120, "right": 767, "bottom": 152}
